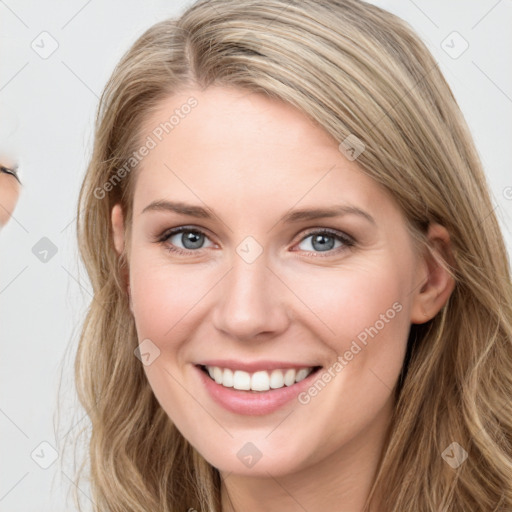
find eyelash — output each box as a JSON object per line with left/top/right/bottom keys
{"left": 156, "top": 225, "right": 355, "bottom": 258}
{"left": 0, "top": 165, "right": 21, "bottom": 184}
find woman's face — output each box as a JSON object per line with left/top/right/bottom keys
{"left": 112, "top": 86, "right": 439, "bottom": 477}
{"left": 0, "top": 163, "right": 20, "bottom": 228}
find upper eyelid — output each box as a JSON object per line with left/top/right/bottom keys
{"left": 159, "top": 225, "right": 353, "bottom": 248}
{"left": 159, "top": 225, "right": 215, "bottom": 242}
{"left": 0, "top": 165, "right": 21, "bottom": 183}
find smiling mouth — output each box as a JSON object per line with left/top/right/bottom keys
{"left": 197, "top": 364, "right": 323, "bottom": 392}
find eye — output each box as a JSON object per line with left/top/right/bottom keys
{"left": 0, "top": 165, "right": 21, "bottom": 183}
{"left": 158, "top": 226, "right": 216, "bottom": 255}
{"left": 295, "top": 229, "right": 354, "bottom": 255}
{"left": 156, "top": 226, "right": 354, "bottom": 257}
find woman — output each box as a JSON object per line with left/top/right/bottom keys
{"left": 0, "top": 162, "right": 21, "bottom": 228}
{"left": 73, "top": 0, "right": 512, "bottom": 510}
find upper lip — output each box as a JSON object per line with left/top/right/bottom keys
{"left": 196, "top": 359, "right": 322, "bottom": 373}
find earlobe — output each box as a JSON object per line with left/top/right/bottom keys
{"left": 111, "top": 204, "right": 126, "bottom": 255}
{"left": 410, "top": 223, "right": 456, "bottom": 324}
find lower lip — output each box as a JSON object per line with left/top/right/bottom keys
{"left": 195, "top": 366, "right": 321, "bottom": 416}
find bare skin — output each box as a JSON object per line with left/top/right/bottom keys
{"left": 111, "top": 86, "right": 454, "bottom": 512}
{"left": 0, "top": 157, "right": 21, "bottom": 228}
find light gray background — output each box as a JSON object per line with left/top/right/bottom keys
{"left": 1, "top": 1, "right": 511, "bottom": 510}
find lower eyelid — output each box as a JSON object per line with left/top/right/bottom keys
{"left": 158, "top": 228, "right": 354, "bottom": 254}
{"left": 294, "top": 234, "right": 353, "bottom": 254}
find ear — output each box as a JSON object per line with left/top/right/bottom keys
{"left": 111, "top": 203, "right": 125, "bottom": 255}
{"left": 111, "top": 204, "right": 133, "bottom": 310}
{"left": 410, "top": 223, "right": 456, "bottom": 324}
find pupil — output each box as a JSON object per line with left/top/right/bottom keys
{"left": 183, "top": 231, "right": 204, "bottom": 249}
{"left": 312, "top": 234, "right": 334, "bottom": 251}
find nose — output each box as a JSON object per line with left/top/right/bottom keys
{"left": 212, "top": 252, "right": 290, "bottom": 341}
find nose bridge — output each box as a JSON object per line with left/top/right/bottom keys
{"left": 212, "top": 248, "right": 288, "bottom": 340}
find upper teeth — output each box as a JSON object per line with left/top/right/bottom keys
{"left": 205, "top": 366, "right": 315, "bottom": 391}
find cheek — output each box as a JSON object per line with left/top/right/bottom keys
{"left": 129, "top": 247, "right": 412, "bottom": 360}
{"left": 277, "top": 256, "right": 413, "bottom": 408}
{"left": 283, "top": 257, "right": 409, "bottom": 346}
{"left": 0, "top": 179, "right": 19, "bottom": 223}
{"left": 128, "top": 252, "right": 216, "bottom": 345}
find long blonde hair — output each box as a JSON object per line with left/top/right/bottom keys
{"left": 71, "top": 0, "right": 512, "bottom": 510}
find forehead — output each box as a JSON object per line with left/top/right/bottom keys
{"left": 131, "top": 86, "right": 396, "bottom": 221}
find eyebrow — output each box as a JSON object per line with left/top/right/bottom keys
{"left": 141, "top": 200, "right": 375, "bottom": 225}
